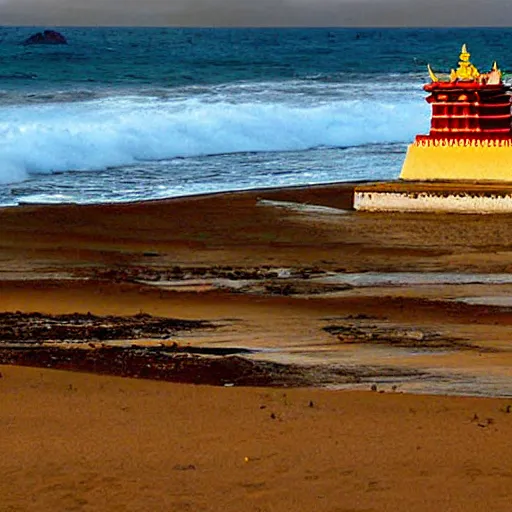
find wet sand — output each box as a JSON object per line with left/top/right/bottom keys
{"left": 2, "top": 182, "right": 512, "bottom": 510}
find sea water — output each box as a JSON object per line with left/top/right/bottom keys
{"left": 0, "top": 27, "right": 511, "bottom": 206}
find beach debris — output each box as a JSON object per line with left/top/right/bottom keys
{"left": 471, "top": 415, "right": 495, "bottom": 428}
{"left": 243, "top": 456, "right": 261, "bottom": 463}
{"left": 476, "top": 418, "right": 494, "bottom": 428}
{"left": 173, "top": 464, "right": 196, "bottom": 471}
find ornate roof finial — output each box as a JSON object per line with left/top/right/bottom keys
{"left": 427, "top": 63, "right": 438, "bottom": 82}
{"left": 454, "top": 43, "right": 479, "bottom": 81}
{"left": 486, "top": 61, "right": 502, "bottom": 85}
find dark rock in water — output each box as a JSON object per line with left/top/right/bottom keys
{"left": 23, "top": 30, "right": 67, "bottom": 46}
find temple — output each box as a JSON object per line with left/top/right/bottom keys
{"left": 400, "top": 44, "right": 512, "bottom": 181}
{"left": 354, "top": 44, "right": 512, "bottom": 213}
{"left": 427, "top": 64, "right": 509, "bottom": 137}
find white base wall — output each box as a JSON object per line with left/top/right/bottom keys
{"left": 354, "top": 190, "right": 512, "bottom": 213}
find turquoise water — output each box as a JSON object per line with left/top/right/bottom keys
{"left": 0, "top": 27, "right": 510, "bottom": 205}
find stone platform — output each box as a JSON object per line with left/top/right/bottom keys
{"left": 353, "top": 181, "right": 512, "bottom": 213}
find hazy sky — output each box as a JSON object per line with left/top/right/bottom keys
{"left": 1, "top": 0, "right": 511, "bottom": 27}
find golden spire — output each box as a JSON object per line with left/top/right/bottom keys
{"left": 460, "top": 44, "right": 470, "bottom": 60}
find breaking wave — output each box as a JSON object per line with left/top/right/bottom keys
{"left": 0, "top": 89, "right": 429, "bottom": 185}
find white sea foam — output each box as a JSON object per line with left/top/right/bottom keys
{"left": 0, "top": 88, "right": 429, "bottom": 185}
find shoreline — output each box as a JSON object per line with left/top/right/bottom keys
{"left": 7, "top": 180, "right": 365, "bottom": 209}
{"left": 2, "top": 180, "right": 512, "bottom": 397}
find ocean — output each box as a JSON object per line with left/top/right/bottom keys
{"left": 0, "top": 26, "right": 510, "bottom": 206}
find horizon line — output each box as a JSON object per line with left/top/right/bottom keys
{"left": 1, "top": 24, "right": 511, "bottom": 29}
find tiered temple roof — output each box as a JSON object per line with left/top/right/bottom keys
{"left": 424, "top": 45, "right": 511, "bottom": 138}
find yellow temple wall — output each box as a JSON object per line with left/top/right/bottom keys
{"left": 400, "top": 142, "right": 512, "bottom": 182}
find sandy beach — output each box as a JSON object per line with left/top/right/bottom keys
{"left": 2, "top": 182, "right": 512, "bottom": 510}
